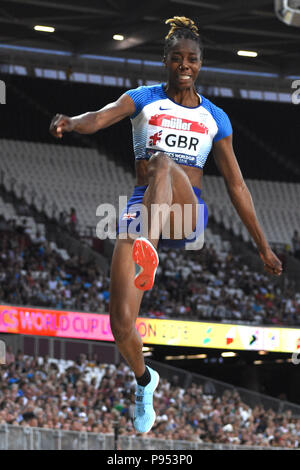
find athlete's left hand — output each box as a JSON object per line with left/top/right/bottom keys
{"left": 259, "top": 247, "right": 283, "bottom": 276}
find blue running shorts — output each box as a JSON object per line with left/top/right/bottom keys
{"left": 117, "top": 185, "right": 208, "bottom": 249}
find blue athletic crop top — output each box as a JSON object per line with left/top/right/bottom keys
{"left": 125, "top": 83, "right": 232, "bottom": 169}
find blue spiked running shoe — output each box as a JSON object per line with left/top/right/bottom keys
{"left": 134, "top": 366, "right": 160, "bottom": 433}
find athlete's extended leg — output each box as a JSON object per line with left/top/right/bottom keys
{"left": 109, "top": 236, "right": 160, "bottom": 433}
{"left": 109, "top": 236, "right": 145, "bottom": 376}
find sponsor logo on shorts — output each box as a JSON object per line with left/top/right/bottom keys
{"left": 122, "top": 212, "right": 137, "bottom": 220}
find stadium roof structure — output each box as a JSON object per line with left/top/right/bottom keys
{"left": 0, "top": 0, "right": 300, "bottom": 77}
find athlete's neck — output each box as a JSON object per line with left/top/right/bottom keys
{"left": 163, "top": 84, "right": 200, "bottom": 107}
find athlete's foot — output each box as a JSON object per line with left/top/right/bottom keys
{"left": 134, "top": 366, "right": 160, "bottom": 433}
{"left": 132, "top": 237, "right": 159, "bottom": 291}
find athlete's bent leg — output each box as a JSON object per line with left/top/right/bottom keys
{"left": 143, "top": 152, "right": 198, "bottom": 243}
{"left": 143, "top": 152, "right": 174, "bottom": 248}
{"left": 133, "top": 152, "right": 199, "bottom": 291}
{"left": 132, "top": 153, "right": 173, "bottom": 291}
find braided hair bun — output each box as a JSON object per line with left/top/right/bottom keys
{"left": 165, "top": 16, "right": 199, "bottom": 39}
{"left": 163, "top": 16, "right": 203, "bottom": 59}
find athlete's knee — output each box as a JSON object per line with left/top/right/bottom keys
{"left": 109, "top": 306, "right": 135, "bottom": 342}
{"left": 147, "top": 152, "right": 173, "bottom": 178}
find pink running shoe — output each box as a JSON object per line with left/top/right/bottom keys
{"left": 132, "top": 237, "right": 159, "bottom": 291}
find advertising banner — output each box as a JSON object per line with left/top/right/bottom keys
{"left": 0, "top": 305, "right": 299, "bottom": 353}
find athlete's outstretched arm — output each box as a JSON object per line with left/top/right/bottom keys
{"left": 49, "top": 93, "right": 135, "bottom": 138}
{"left": 213, "top": 134, "right": 282, "bottom": 276}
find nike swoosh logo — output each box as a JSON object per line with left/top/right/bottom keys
{"left": 159, "top": 106, "right": 172, "bottom": 110}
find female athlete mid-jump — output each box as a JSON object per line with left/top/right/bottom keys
{"left": 50, "top": 16, "right": 282, "bottom": 434}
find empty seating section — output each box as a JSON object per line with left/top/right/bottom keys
{"left": 0, "top": 189, "right": 69, "bottom": 260}
{"left": 0, "top": 193, "right": 46, "bottom": 240}
{"left": 0, "top": 139, "right": 298, "bottom": 247}
{"left": 0, "top": 196, "right": 16, "bottom": 222}
{"left": 203, "top": 176, "right": 300, "bottom": 246}
{"left": 0, "top": 139, "right": 134, "bottom": 238}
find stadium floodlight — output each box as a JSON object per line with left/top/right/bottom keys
{"left": 34, "top": 25, "right": 55, "bottom": 33}
{"left": 275, "top": 0, "right": 300, "bottom": 27}
{"left": 113, "top": 34, "right": 124, "bottom": 41}
{"left": 237, "top": 50, "right": 258, "bottom": 57}
{"left": 221, "top": 351, "right": 236, "bottom": 357}
{"left": 186, "top": 354, "right": 207, "bottom": 359}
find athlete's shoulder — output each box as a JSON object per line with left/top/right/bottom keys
{"left": 200, "top": 94, "right": 228, "bottom": 117}
{"left": 127, "top": 83, "right": 163, "bottom": 92}
{"left": 200, "top": 94, "right": 232, "bottom": 142}
{"left": 125, "top": 84, "right": 165, "bottom": 118}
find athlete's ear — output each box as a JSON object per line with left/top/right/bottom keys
{"left": 197, "top": 59, "right": 203, "bottom": 74}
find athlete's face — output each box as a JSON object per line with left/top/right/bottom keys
{"left": 164, "top": 38, "right": 202, "bottom": 90}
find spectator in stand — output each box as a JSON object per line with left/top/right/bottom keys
{"left": 31, "top": 230, "right": 46, "bottom": 246}
{"left": 66, "top": 65, "right": 73, "bottom": 81}
{"left": 69, "top": 208, "right": 77, "bottom": 235}
{"left": 16, "top": 219, "right": 31, "bottom": 236}
{"left": 5, "top": 346, "right": 15, "bottom": 366}
{"left": 59, "top": 211, "right": 67, "bottom": 229}
{"left": 292, "top": 230, "right": 300, "bottom": 260}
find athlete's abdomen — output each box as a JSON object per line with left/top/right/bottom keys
{"left": 135, "top": 159, "right": 203, "bottom": 189}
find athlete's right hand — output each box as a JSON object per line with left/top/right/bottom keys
{"left": 49, "top": 114, "right": 75, "bottom": 139}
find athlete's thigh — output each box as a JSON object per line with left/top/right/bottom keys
{"left": 109, "top": 236, "right": 144, "bottom": 319}
{"left": 168, "top": 164, "right": 198, "bottom": 238}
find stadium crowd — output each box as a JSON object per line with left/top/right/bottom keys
{"left": 0, "top": 351, "right": 299, "bottom": 448}
{"left": 0, "top": 223, "right": 109, "bottom": 314}
{"left": 0, "top": 221, "right": 299, "bottom": 327}
{"left": 143, "top": 245, "right": 300, "bottom": 326}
